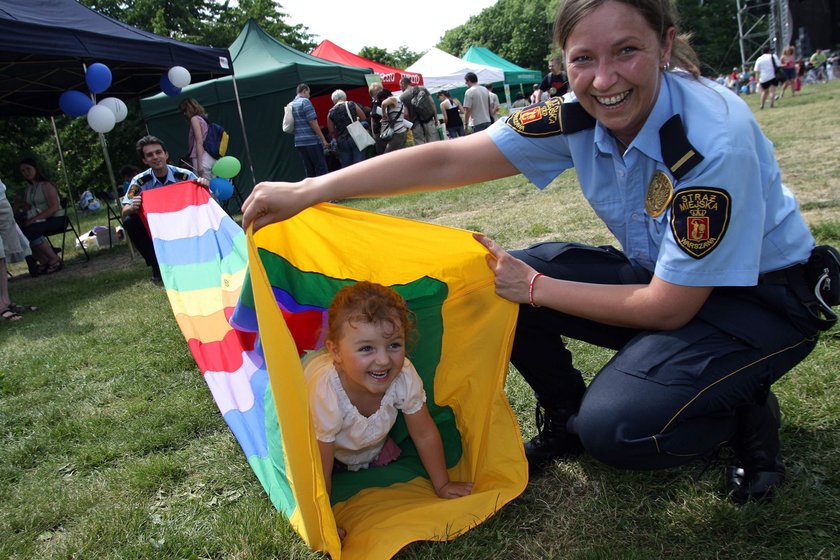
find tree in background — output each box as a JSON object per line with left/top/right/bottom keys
{"left": 675, "top": 0, "right": 741, "bottom": 76}
{"left": 439, "top": 0, "right": 559, "bottom": 71}
{"left": 358, "top": 46, "right": 423, "bottom": 69}
{"left": 86, "top": 0, "right": 314, "bottom": 51}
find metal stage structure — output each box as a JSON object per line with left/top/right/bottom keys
{"left": 736, "top": 0, "right": 792, "bottom": 68}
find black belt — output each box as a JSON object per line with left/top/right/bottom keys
{"left": 758, "top": 262, "right": 807, "bottom": 286}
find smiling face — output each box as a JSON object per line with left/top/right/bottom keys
{"left": 327, "top": 318, "right": 406, "bottom": 399}
{"left": 564, "top": 1, "right": 674, "bottom": 146}
{"left": 141, "top": 143, "right": 169, "bottom": 176}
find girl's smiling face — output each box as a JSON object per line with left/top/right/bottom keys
{"left": 564, "top": 1, "right": 675, "bottom": 146}
{"left": 328, "top": 318, "right": 406, "bottom": 398}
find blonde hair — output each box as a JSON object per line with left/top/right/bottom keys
{"left": 553, "top": 0, "right": 700, "bottom": 78}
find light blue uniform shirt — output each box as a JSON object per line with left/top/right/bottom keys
{"left": 121, "top": 165, "right": 197, "bottom": 205}
{"left": 487, "top": 72, "right": 813, "bottom": 287}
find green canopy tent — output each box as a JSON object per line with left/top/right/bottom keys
{"left": 462, "top": 46, "right": 541, "bottom": 105}
{"left": 140, "top": 19, "right": 372, "bottom": 190}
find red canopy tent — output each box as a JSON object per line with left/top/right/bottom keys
{"left": 311, "top": 40, "right": 423, "bottom": 91}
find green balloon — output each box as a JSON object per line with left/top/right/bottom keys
{"left": 212, "top": 156, "right": 241, "bottom": 179}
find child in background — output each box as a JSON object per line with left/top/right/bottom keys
{"left": 305, "top": 281, "right": 473, "bottom": 515}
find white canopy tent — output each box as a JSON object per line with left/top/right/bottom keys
{"left": 406, "top": 47, "right": 504, "bottom": 92}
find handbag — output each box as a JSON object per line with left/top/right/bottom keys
{"left": 380, "top": 126, "right": 394, "bottom": 141}
{"left": 344, "top": 102, "right": 375, "bottom": 151}
{"left": 282, "top": 102, "right": 295, "bottom": 134}
{"left": 380, "top": 100, "right": 403, "bottom": 141}
{"left": 771, "top": 54, "right": 785, "bottom": 83}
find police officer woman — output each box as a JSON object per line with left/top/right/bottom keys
{"left": 242, "top": 0, "right": 834, "bottom": 504}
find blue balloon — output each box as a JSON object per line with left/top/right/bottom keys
{"left": 85, "top": 63, "right": 112, "bottom": 94}
{"left": 59, "top": 90, "right": 94, "bottom": 117}
{"left": 209, "top": 177, "right": 234, "bottom": 201}
{"left": 160, "top": 73, "right": 182, "bottom": 97}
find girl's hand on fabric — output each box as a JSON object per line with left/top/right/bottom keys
{"left": 434, "top": 480, "right": 474, "bottom": 499}
{"left": 241, "top": 181, "right": 312, "bottom": 232}
{"left": 473, "top": 233, "right": 537, "bottom": 304}
{"left": 196, "top": 177, "right": 210, "bottom": 189}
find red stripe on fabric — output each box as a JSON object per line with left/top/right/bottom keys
{"left": 188, "top": 328, "right": 257, "bottom": 373}
{"left": 282, "top": 309, "right": 324, "bottom": 356}
{"left": 141, "top": 180, "right": 210, "bottom": 214}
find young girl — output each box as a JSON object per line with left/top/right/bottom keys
{"left": 177, "top": 98, "right": 215, "bottom": 179}
{"left": 305, "top": 281, "right": 473, "bottom": 504}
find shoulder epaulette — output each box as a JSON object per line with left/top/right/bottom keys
{"left": 172, "top": 170, "right": 190, "bottom": 181}
{"left": 135, "top": 172, "right": 152, "bottom": 186}
{"left": 659, "top": 114, "right": 704, "bottom": 180}
{"left": 506, "top": 99, "right": 595, "bottom": 137}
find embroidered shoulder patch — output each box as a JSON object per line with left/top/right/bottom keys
{"left": 506, "top": 97, "right": 563, "bottom": 136}
{"left": 669, "top": 187, "right": 731, "bottom": 259}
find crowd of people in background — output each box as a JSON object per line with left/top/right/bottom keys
{"left": 716, "top": 46, "right": 838, "bottom": 101}
{"left": 290, "top": 41, "right": 839, "bottom": 178}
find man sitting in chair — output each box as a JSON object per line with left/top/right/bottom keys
{"left": 122, "top": 135, "right": 208, "bottom": 283}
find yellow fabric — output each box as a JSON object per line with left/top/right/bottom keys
{"left": 248, "top": 203, "right": 526, "bottom": 560}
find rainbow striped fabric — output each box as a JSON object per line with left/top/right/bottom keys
{"left": 143, "top": 183, "right": 527, "bottom": 560}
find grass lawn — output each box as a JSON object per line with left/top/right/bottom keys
{"left": 1, "top": 81, "right": 838, "bottom": 560}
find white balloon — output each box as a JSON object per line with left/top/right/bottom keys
{"left": 87, "top": 104, "right": 116, "bottom": 133}
{"left": 168, "top": 66, "right": 191, "bottom": 89}
{"left": 97, "top": 97, "right": 128, "bottom": 123}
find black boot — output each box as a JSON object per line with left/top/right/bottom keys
{"left": 525, "top": 402, "right": 583, "bottom": 474}
{"left": 726, "top": 392, "right": 786, "bottom": 504}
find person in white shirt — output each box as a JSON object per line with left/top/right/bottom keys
{"left": 753, "top": 47, "right": 781, "bottom": 109}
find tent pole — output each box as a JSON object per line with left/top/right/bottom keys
{"left": 229, "top": 73, "right": 257, "bottom": 191}
{"left": 97, "top": 132, "right": 121, "bottom": 203}
{"left": 49, "top": 116, "right": 81, "bottom": 233}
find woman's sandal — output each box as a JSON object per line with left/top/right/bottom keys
{"left": 40, "top": 261, "right": 64, "bottom": 274}
{"left": 9, "top": 302, "right": 38, "bottom": 313}
{"left": 1, "top": 307, "right": 23, "bottom": 321}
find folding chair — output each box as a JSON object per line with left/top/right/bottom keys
{"left": 105, "top": 200, "right": 124, "bottom": 249}
{"left": 41, "top": 198, "right": 90, "bottom": 263}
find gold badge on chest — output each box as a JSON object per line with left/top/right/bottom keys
{"left": 645, "top": 170, "right": 674, "bottom": 218}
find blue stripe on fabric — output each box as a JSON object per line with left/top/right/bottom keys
{"left": 154, "top": 220, "right": 244, "bottom": 266}
{"left": 272, "top": 286, "right": 326, "bottom": 314}
{"left": 222, "top": 366, "right": 269, "bottom": 459}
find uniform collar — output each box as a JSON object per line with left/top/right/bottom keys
{"left": 147, "top": 165, "right": 176, "bottom": 187}
{"left": 593, "top": 73, "right": 674, "bottom": 162}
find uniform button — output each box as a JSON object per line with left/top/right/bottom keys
{"left": 618, "top": 170, "right": 625, "bottom": 177}
{"left": 631, "top": 212, "right": 640, "bottom": 220}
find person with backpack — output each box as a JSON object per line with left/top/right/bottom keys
{"left": 178, "top": 98, "right": 216, "bottom": 179}
{"left": 398, "top": 76, "right": 439, "bottom": 145}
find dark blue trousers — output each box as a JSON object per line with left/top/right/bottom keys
{"left": 296, "top": 144, "right": 328, "bottom": 177}
{"left": 510, "top": 242, "right": 821, "bottom": 470}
